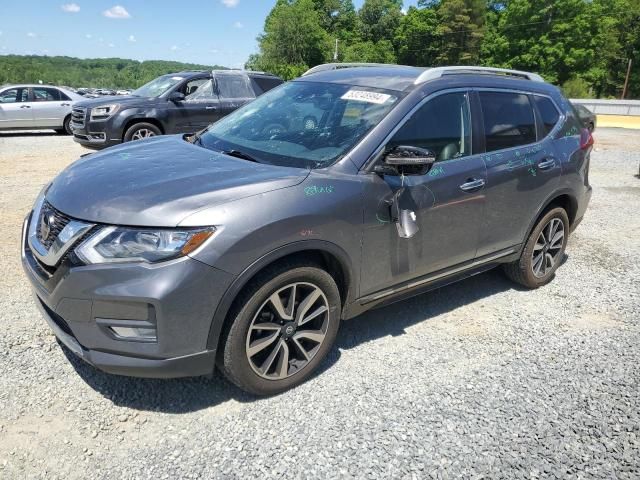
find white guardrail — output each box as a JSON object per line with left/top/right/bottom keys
{"left": 570, "top": 99, "right": 640, "bottom": 116}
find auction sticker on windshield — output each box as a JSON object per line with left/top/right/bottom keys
{"left": 341, "top": 90, "right": 392, "bottom": 104}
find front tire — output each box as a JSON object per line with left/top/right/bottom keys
{"left": 220, "top": 263, "right": 341, "bottom": 396}
{"left": 503, "top": 207, "right": 569, "bottom": 288}
{"left": 123, "top": 122, "right": 162, "bottom": 142}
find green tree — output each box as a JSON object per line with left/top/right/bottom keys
{"left": 395, "top": 6, "right": 440, "bottom": 66}
{"left": 435, "top": 0, "right": 486, "bottom": 65}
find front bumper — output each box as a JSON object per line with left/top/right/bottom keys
{"left": 21, "top": 214, "right": 234, "bottom": 378}
{"left": 70, "top": 112, "right": 121, "bottom": 149}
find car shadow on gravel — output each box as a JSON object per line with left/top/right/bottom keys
{"left": 0, "top": 131, "right": 61, "bottom": 137}
{"left": 61, "top": 265, "right": 542, "bottom": 413}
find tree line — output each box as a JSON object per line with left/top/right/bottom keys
{"left": 0, "top": 55, "right": 226, "bottom": 89}
{"left": 246, "top": 0, "right": 640, "bottom": 99}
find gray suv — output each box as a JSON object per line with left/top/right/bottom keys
{"left": 21, "top": 64, "right": 593, "bottom": 395}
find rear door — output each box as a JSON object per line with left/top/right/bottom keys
{"left": 0, "top": 87, "right": 32, "bottom": 129}
{"left": 475, "top": 90, "right": 562, "bottom": 257}
{"left": 214, "top": 72, "right": 257, "bottom": 117}
{"left": 30, "top": 87, "right": 71, "bottom": 128}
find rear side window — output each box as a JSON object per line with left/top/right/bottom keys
{"left": 215, "top": 74, "right": 256, "bottom": 100}
{"left": 33, "top": 87, "right": 59, "bottom": 101}
{"left": 480, "top": 92, "right": 536, "bottom": 152}
{"left": 533, "top": 96, "right": 560, "bottom": 136}
{"left": 0, "top": 88, "right": 28, "bottom": 103}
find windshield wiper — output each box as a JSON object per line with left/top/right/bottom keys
{"left": 222, "top": 149, "right": 261, "bottom": 163}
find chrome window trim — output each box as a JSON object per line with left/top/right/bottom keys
{"left": 362, "top": 87, "right": 474, "bottom": 172}
{"left": 27, "top": 195, "right": 94, "bottom": 267}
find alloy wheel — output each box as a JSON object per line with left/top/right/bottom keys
{"left": 531, "top": 217, "right": 565, "bottom": 278}
{"left": 131, "top": 128, "right": 156, "bottom": 141}
{"left": 245, "top": 282, "right": 330, "bottom": 380}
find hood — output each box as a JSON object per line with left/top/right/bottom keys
{"left": 74, "top": 95, "right": 158, "bottom": 109}
{"left": 46, "top": 136, "right": 309, "bottom": 227}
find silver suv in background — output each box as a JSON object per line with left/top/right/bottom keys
{"left": 0, "top": 85, "right": 83, "bottom": 134}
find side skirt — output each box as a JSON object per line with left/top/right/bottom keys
{"left": 342, "top": 246, "right": 520, "bottom": 320}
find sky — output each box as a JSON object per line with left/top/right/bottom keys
{"left": 0, "top": 1, "right": 419, "bottom": 68}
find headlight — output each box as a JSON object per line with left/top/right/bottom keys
{"left": 75, "top": 226, "right": 215, "bottom": 264}
{"left": 90, "top": 104, "right": 119, "bottom": 120}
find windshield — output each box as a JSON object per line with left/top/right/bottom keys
{"left": 132, "top": 75, "right": 185, "bottom": 97}
{"left": 197, "top": 81, "right": 400, "bottom": 169}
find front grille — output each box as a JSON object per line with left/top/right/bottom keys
{"left": 36, "top": 201, "right": 71, "bottom": 249}
{"left": 71, "top": 107, "right": 86, "bottom": 127}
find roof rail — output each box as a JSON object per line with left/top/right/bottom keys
{"left": 302, "top": 63, "right": 407, "bottom": 76}
{"left": 415, "top": 66, "right": 544, "bottom": 84}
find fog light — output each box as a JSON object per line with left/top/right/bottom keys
{"left": 110, "top": 326, "right": 157, "bottom": 341}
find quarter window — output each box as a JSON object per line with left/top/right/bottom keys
{"left": 533, "top": 96, "right": 560, "bottom": 136}
{"left": 480, "top": 92, "right": 536, "bottom": 152}
{"left": 388, "top": 92, "right": 471, "bottom": 162}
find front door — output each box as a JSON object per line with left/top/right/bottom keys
{"left": 360, "top": 91, "right": 487, "bottom": 296}
{"left": 475, "top": 91, "right": 563, "bottom": 257}
{"left": 0, "top": 87, "right": 32, "bottom": 129}
{"left": 167, "top": 76, "right": 220, "bottom": 133}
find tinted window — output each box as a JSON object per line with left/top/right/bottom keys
{"left": 533, "top": 96, "right": 560, "bottom": 136}
{"left": 480, "top": 92, "right": 536, "bottom": 152}
{"left": 216, "top": 73, "right": 256, "bottom": 100}
{"left": 0, "top": 88, "right": 28, "bottom": 103}
{"left": 252, "top": 76, "right": 282, "bottom": 94}
{"left": 388, "top": 92, "right": 471, "bottom": 162}
{"left": 33, "top": 88, "right": 59, "bottom": 101}
{"left": 58, "top": 89, "right": 72, "bottom": 101}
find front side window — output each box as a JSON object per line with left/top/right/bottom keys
{"left": 215, "top": 73, "right": 256, "bottom": 100}
{"left": 33, "top": 87, "right": 59, "bottom": 101}
{"left": 480, "top": 91, "right": 536, "bottom": 152}
{"left": 388, "top": 92, "right": 471, "bottom": 162}
{"left": 533, "top": 96, "right": 560, "bottom": 136}
{"left": 0, "top": 88, "right": 28, "bottom": 103}
{"left": 197, "top": 81, "right": 400, "bottom": 168}
{"left": 184, "top": 78, "right": 215, "bottom": 101}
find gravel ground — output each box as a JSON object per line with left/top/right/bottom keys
{"left": 1, "top": 129, "right": 639, "bottom": 479}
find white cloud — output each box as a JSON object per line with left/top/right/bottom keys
{"left": 61, "top": 3, "right": 80, "bottom": 13}
{"left": 85, "top": 33, "right": 92, "bottom": 39}
{"left": 210, "top": 49, "right": 219, "bottom": 54}
{"left": 128, "top": 35, "right": 136, "bottom": 42}
{"left": 0, "top": 31, "right": 3, "bottom": 36}
{"left": 170, "top": 45, "right": 179, "bottom": 51}
{"left": 27, "top": 32, "right": 37, "bottom": 38}
{"left": 233, "top": 21, "right": 243, "bottom": 29}
{"left": 108, "top": 43, "right": 115, "bottom": 48}
{"left": 103, "top": 5, "right": 130, "bottom": 19}
{"left": 221, "top": 0, "right": 239, "bottom": 7}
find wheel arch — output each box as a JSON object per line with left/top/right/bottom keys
{"left": 205, "top": 240, "right": 355, "bottom": 351}
{"left": 520, "top": 190, "right": 578, "bottom": 255}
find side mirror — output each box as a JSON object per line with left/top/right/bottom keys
{"left": 376, "top": 145, "right": 436, "bottom": 175}
{"left": 169, "top": 91, "right": 185, "bottom": 102}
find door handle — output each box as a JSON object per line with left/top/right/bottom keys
{"left": 20, "top": 105, "right": 31, "bottom": 109}
{"left": 459, "top": 178, "right": 485, "bottom": 192}
{"left": 205, "top": 106, "right": 217, "bottom": 110}
{"left": 61, "top": 103, "right": 70, "bottom": 106}
{"left": 537, "top": 158, "right": 556, "bottom": 170}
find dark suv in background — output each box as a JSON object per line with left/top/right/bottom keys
{"left": 70, "top": 70, "right": 282, "bottom": 149}
{"left": 23, "top": 64, "right": 592, "bottom": 395}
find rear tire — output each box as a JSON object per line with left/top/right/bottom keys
{"left": 503, "top": 207, "right": 569, "bottom": 289}
{"left": 219, "top": 262, "right": 341, "bottom": 396}
{"left": 123, "top": 122, "right": 162, "bottom": 142}
{"left": 56, "top": 115, "right": 72, "bottom": 135}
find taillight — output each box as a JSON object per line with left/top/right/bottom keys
{"left": 580, "top": 128, "right": 594, "bottom": 150}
